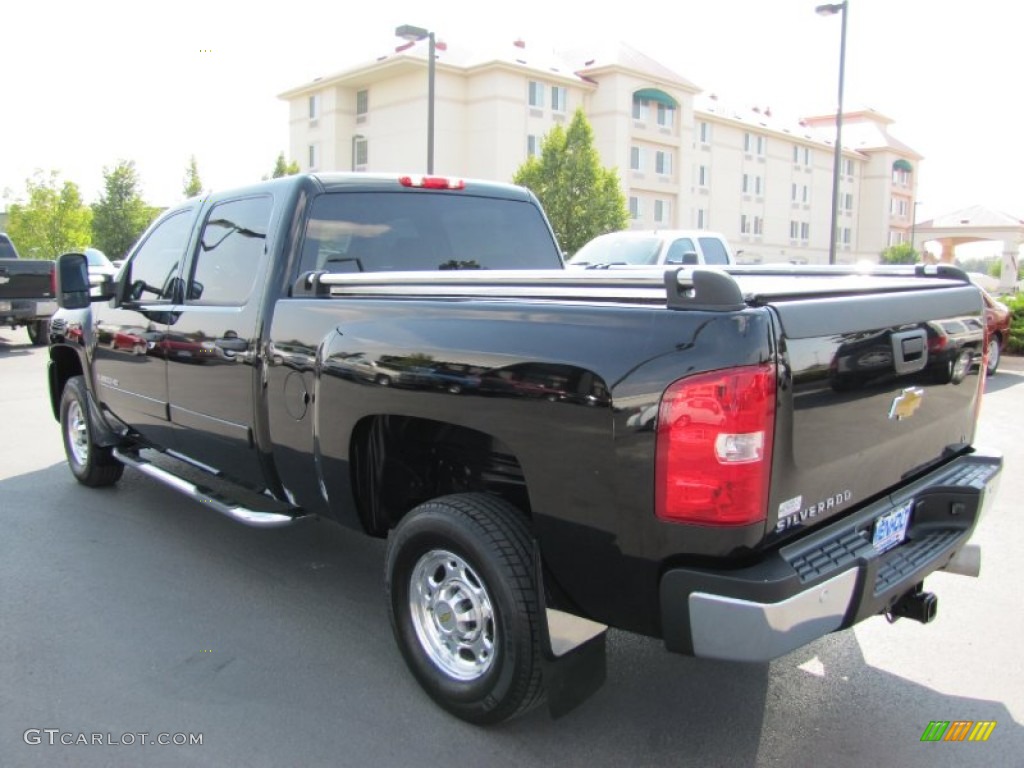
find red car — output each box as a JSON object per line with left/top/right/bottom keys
{"left": 978, "top": 287, "right": 1011, "bottom": 375}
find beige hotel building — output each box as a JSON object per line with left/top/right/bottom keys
{"left": 278, "top": 39, "right": 920, "bottom": 264}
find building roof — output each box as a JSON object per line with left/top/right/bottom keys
{"left": 918, "top": 205, "right": 1024, "bottom": 230}
{"left": 804, "top": 108, "right": 921, "bottom": 159}
{"left": 561, "top": 42, "right": 699, "bottom": 92}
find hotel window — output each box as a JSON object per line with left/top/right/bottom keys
{"left": 656, "top": 103, "right": 675, "bottom": 128}
{"left": 842, "top": 227, "right": 851, "bottom": 245}
{"left": 527, "top": 135, "right": 541, "bottom": 158}
{"left": 632, "top": 96, "right": 649, "bottom": 121}
{"left": 356, "top": 89, "right": 368, "bottom": 117}
{"left": 756, "top": 135, "right": 766, "bottom": 156}
{"left": 655, "top": 199, "right": 671, "bottom": 224}
{"left": 744, "top": 133, "right": 752, "bottom": 153}
{"left": 308, "top": 94, "right": 320, "bottom": 121}
{"left": 790, "top": 221, "right": 799, "bottom": 239}
{"left": 803, "top": 147, "right": 811, "bottom": 165}
{"left": 742, "top": 174, "right": 750, "bottom": 194}
{"left": 308, "top": 144, "right": 318, "bottom": 170}
{"left": 793, "top": 145, "right": 800, "bottom": 164}
{"left": 630, "top": 146, "right": 645, "bottom": 172}
{"left": 353, "top": 137, "right": 368, "bottom": 167}
{"left": 754, "top": 216, "right": 763, "bottom": 235}
{"left": 551, "top": 86, "right": 567, "bottom": 113}
{"left": 699, "top": 121, "right": 711, "bottom": 144}
{"left": 802, "top": 185, "right": 809, "bottom": 203}
{"left": 844, "top": 158, "right": 855, "bottom": 176}
{"left": 655, "top": 151, "right": 672, "bottom": 175}
{"left": 791, "top": 183, "right": 798, "bottom": 202}
{"left": 844, "top": 192, "right": 854, "bottom": 212}
{"left": 528, "top": 81, "right": 545, "bottom": 108}
{"left": 800, "top": 222, "right": 810, "bottom": 240}
{"left": 629, "top": 196, "right": 642, "bottom": 220}
{"left": 740, "top": 214, "right": 750, "bottom": 234}
{"left": 755, "top": 176, "right": 763, "bottom": 196}
{"left": 698, "top": 165, "right": 709, "bottom": 187}
{"left": 696, "top": 208, "right": 707, "bottom": 229}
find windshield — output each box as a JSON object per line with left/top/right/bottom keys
{"left": 568, "top": 235, "right": 661, "bottom": 265}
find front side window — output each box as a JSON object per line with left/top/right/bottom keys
{"left": 124, "top": 210, "right": 194, "bottom": 303}
{"left": 665, "top": 238, "right": 696, "bottom": 265}
{"left": 188, "top": 197, "right": 273, "bottom": 306}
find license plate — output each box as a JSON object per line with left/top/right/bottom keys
{"left": 873, "top": 500, "right": 913, "bottom": 554}
{"left": 0, "top": 301, "right": 10, "bottom": 312}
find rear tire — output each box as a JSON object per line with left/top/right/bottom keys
{"left": 385, "top": 493, "right": 545, "bottom": 724}
{"left": 60, "top": 376, "right": 124, "bottom": 487}
{"left": 26, "top": 318, "right": 48, "bottom": 346}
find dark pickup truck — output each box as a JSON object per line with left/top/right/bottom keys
{"left": 46, "top": 173, "right": 1001, "bottom": 724}
{"left": 0, "top": 232, "right": 56, "bottom": 345}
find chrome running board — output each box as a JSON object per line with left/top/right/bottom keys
{"left": 113, "top": 449, "right": 305, "bottom": 528}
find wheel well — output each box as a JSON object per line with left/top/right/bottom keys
{"left": 350, "top": 415, "right": 530, "bottom": 537}
{"left": 48, "top": 345, "right": 83, "bottom": 420}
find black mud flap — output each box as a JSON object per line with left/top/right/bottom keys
{"left": 535, "top": 545, "right": 608, "bottom": 719}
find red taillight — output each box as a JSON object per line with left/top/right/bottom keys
{"left": 398, "top": 175, "right": 465, "bottom": 190}
{"left": 655, "top": 364, "right": 776, "bottom": 526}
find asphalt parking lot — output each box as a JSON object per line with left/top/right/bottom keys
{"left": 1, "top": 328, "right": 1021, "bottom": 767}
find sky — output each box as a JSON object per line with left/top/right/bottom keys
{"left": 2, "top": 0, "right": 1020, "bottom": 254}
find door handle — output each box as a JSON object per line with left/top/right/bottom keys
{"left": 215, "top": 337, "right": 248, "bottom": 352}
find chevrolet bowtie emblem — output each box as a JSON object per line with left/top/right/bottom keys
{"left": 889, "top": 387, "right": 924, "bottom": 420}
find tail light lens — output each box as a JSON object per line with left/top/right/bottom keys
{"left": 655, "top": 364, "right": 776, "bottom": 526}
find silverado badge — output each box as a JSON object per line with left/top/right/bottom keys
{"left": 889, "top": 387, "right": 924, "bottom": 421}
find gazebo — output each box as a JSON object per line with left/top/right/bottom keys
{"left": 914, "top": 205, "right": 1024, "bottom": 291}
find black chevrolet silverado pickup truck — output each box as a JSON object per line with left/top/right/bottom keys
{"left": 0, "top": 232, "right": 56, "bottom": 345}
{"left": 46, "top": 173, "right": 1002, "bottom": 724}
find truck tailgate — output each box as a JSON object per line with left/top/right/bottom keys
{"left": 764, "top": 278, "right": 986, "bottom": 541}
{"left": 0, "top": 260, "right": 54, "bottom": 300}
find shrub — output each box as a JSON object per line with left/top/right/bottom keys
{"left": 1003, "top": 294, "right": 1024, "bottom": 354}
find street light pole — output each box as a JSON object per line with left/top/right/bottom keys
{"left": 395, "top": 24, "right": 436, "bottom": 174}
{"left": 816, "top": 1, "right": 848, "bottom": 265}
{"left": 910, "top": 200, "right": 923, "bottom": 255}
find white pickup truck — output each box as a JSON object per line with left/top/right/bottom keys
{"left": 566, "top": 229, "right": 734, "bottom": 268}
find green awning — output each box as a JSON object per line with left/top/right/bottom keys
{"left": 893, "top": 158, "right": 913, "bottom": 172}
{"left": 633, "top": 88, "right": 678, "bottom": 108}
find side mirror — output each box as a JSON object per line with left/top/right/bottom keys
{"left": 55, "top": 253, "right": 91, "bottom": 309}
{"left": 681, "top": 252, "right": 699, "bottom": 266}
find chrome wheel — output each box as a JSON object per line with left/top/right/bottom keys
{"left": 987, "top": 338, "right": 1000, "bottom": 375}
{"left": 951, "top": 350, "right": 972, "bottom": 383}
{"left": 409, "top": 549, "right": 496, "bottom": 681}
{"left": 66, "top": 399, "right": 90, "bottom": 466}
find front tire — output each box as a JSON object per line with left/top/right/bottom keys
{"left": 385, "top": 493, "right": 545, "bottom": 724}
{"left": 60, "top": 376, "right": 124, "bottom": 487}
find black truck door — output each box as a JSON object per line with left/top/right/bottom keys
{"left": 165, "top": 195, "right": 274, "bottom": 487}
{"left": 92, "top": 208, "right": 195, "bottom": 449}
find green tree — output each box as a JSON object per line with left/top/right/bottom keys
{"left": 183, "top": 155, "right": 203, "bottom": 198}
{"left": 512, "top": 109, "right": 628, "bottom": 256}
{"left": 4, "top": 171, "right": 92, "bottom": 258}
{"left": 879, "top": 242, "right": 918, "bottom": 264}
{"left": 271, "top": 152, "right": 300, "bottom": 178}
{"left": 91, "top": 160, "right": 161, "bottom": 260}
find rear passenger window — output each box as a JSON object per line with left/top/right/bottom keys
{"left": 698, "top": 237, "right": 730, "bottom": 265}
{"left": 188, "top": 197, "right": 273, "bottom": 305}
{"left": 299, "top": 191, "right": 560, "bottom": 276}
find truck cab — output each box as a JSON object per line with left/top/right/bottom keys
{"left": 566, "top": 229, "right": 734, "bottom": 268}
